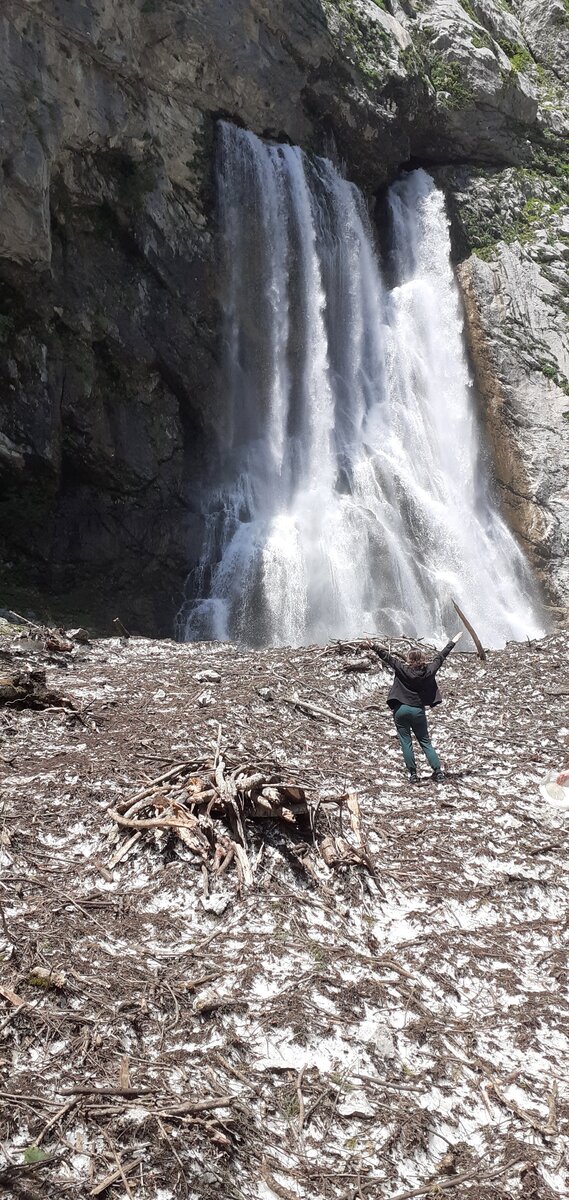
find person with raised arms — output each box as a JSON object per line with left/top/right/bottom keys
{"left": 368, "top": 633, "right": 463, "bottom": 784}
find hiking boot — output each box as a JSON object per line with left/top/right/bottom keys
{"left": 408, "top": 772, "right": 419, "bottom": 784}
{"left": 432, "top": 770, "right": 445, "bottom": 783}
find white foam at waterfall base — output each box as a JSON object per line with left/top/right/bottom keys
{"left": 178, "top": 121, "right": 543, "bottom": 648}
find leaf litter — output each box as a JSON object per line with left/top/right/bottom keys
{"left": 0, "top": 626, "right": 568, "bottom": 1198}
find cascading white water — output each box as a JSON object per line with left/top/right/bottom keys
{"left": 177, "top": 122, "right": 543, "bottom": 647}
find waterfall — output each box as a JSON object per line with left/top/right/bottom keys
{"left": 177, "top": 122, "right": 543, "bottom": 647}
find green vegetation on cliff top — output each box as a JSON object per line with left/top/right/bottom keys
{"left": 471, "top": 188, "right": 567, "bottom": 261}
{"left": 429, "top": 58, "right": 474, "bottom": 109}
{"left": 322, "top": 0, "right": 391, "bottom": 82}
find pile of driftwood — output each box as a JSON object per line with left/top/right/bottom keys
{"left": 2, "top": 608, "right": 90, "bottom": 653}
{"left": 107, "top": 736, "right": 368, "bottom": 884}
{"left": 327, "top": 600, "right": 487, "bottom": 665}
{"left": 329, "top": 635, "right": 435, "bottom": 658}
{"left": 327, "top": 634, "right": 438, "bottom": 675}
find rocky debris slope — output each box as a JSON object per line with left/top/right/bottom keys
{"left": 1, "top": 626, "right": 569, "bottom": 1198}
{"left": 0, "top": 0, "right": 567, "bottom": 631}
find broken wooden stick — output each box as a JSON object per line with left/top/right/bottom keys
{"left": 33, "top": 1098, "right": 78, "bottom": 1147}
{"left": 61, "top": 1085, "right": 155, "bottom": 1097}
{"left": 107, "top": 831, "right": 141, "bottom": 869}
{"left": 89, "top": 1159, "right": 140, "bottom": 1197}
{"left": 388, "top": 1156, "right": 525, "bottom": 1200}
{"left": 0, "top": 984, "right": 26, "bottom": 1007}
{"left": 283, "top": 694, "right": 351, "bottom": 726}
{"left": 112, "top": 617, "right": 131, "bottom": 638}
{"left": 5, "top": 609, "right": 42, "bottom": 629}
{"left": 109, "top": 809, "right": 206, "bottom": 832}
{"left": 452, "top": 599, "right": 487, "bottom": 661}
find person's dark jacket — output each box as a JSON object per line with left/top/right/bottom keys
{"left": 371, "top": 642, "right": 455, "bottom": 710}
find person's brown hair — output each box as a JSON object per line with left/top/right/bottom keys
{"left": 407, "top": 649, "right": 427, "bottom": 667}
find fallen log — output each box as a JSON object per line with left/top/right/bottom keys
{"left": 342, "top": 658, "right": 372, "bottom": 674}
{"left": 283, "top": 694, "right": 351, "bottom": 726}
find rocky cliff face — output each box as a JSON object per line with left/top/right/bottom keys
{"left": 450, "top": 169, "right": 569, "bottom": 615}
{"left": 0, "top": 0, "right": 567, "bottom": 632}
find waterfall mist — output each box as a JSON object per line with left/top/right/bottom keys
{"left": 177, "top": 122, "right": 543, "bottom": 647}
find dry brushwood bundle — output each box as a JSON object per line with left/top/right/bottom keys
{"left": 106, "top": 743, "right": 355, "bottom": 885}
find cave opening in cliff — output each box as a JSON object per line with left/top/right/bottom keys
{"left": 176, "top": 122, "right": 543, "bottom": 649}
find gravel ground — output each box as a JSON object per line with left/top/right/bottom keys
{"left": 0, "top": 626, "right": 568, "bottom": 1200}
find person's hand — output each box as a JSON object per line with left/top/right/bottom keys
{"left": 452, "top": 632, "right": 463, "bottom": 644}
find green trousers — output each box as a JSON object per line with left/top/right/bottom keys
{"left": 393, "top": 704, "right": 441, "bottom": 774}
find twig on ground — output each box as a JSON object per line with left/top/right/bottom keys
{"left": 388, "top": 1156, "right": 525, "bottom": 1200}
{"left": 33, "top": 1097, "right": 78, "bottom": 1147}
{"left": 297, "top": 1065, "right": 306, "bottom": 1133}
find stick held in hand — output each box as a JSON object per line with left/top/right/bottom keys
{"left": 452, "top": 599, "right": 487, "bottom": 661}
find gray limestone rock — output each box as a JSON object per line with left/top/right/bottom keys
{"left": 435, "top": 165, "right": 569, "bottom": 613}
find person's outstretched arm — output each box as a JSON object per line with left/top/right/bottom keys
{"left": 367, "top": 642, "right": 405, "bottom": 673}
{"left": 425, "top": 632, "right": 462, "bottom": 677}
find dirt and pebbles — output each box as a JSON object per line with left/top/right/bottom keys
{"left": 0, "top": 626, "right": 568, "bottom": 1200}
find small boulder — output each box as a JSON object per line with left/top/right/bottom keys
{"left": 200, "top": 893, "right": 230, "bottom": 916}
{"left": 195, "top": 669, "right": 221, "bottom": 683}
{"left": 66, "top": 628, "right": 90, "bottom": 644}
